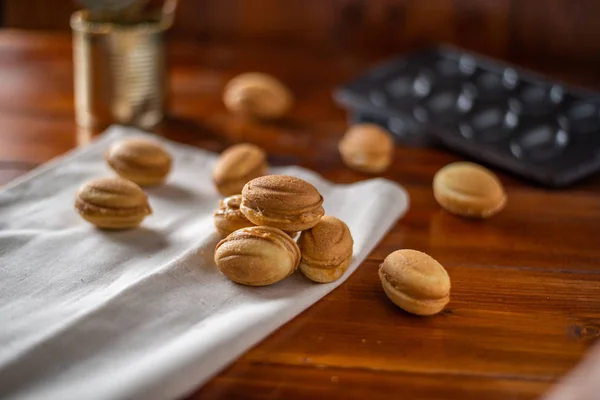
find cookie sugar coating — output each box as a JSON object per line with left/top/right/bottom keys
{"left": 214, "top": 226, "right": 301, "bottom": 286}
{"left": 213, "top": 143, "right": 268, "bottom": 196}
{"left": 106, "top": 137, "right": 172, "bottom": 186}
{"left": 338, "top": 123, "right": 394, "bottom": 174}
{"left": 75, "top": 177, "right": 152, "bottom": 229}
{"left": 241, "top": 175, "right": 324, "bottom": 231}
{"left": 213, "top": 194, "right": 255, "bottom": 237}
{"left": 433, "top": 161, "right": 506, "bottom": 218}
{"left": 223, "top": 72, "right": 293, "bottom": 119}
{"left": 298, "top": 216, "right": 354, "bottom": 283}
{"left": 379, "top": 249, "right": 450, "bottom": 316}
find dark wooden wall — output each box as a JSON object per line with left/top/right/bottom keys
{"left": 2, "top": 0, "right": 600, "bottom": 66}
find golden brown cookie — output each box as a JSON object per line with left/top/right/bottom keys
{"left": 240, "top": 175, "right": 324, "bottom": 232}
{"left": 223, "top": 72, "right": 293, "bottom": 119}
{"left": 105, "top": 137, "right": 172, "bottom": 186}
{"left": 338, "top": 123, "right": 394, "bottom": 173}
{"left": 213, "top": 195, "right": 255, "bottom": 237}
{"left": 379, "top": 249, "right": 450, "bottom": 316}
{"left": 75, "top": 177, "right": 152, "bottom": 229}
{"left": 214, "top": 226, "right": 301, "bottom": 286}
{"left": 297, "top": 216, "right": 354, "bottom": 283}
{"left": 213, "top": 143, "right": 268, "bottom": 196}
{"left": 433, "top": 161, "right": 506, "bottom": 218}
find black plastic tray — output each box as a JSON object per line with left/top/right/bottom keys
{"left": 335, "top": 46, "right": 600, "bottom": 187}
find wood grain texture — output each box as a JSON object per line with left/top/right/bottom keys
{"left": 510, "top": 0, "right": 600, "bottom": 63}
{"left": 3, "top": 0, "right": 600, "bottom": 64}
{"left": 1, "top": 31, "right": 600, "bottom": 399}
{"left": 198, "top": 364, "right": 551, "bottom": 400}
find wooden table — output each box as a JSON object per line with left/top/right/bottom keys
{"left": 2, "top": 30, "right": 600, "bottom": 400}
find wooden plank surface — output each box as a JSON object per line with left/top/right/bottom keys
{"left": 1, "top": 31, "right": 600, "bottom": 400}
{"left": 3, "top": 0, "right": 600, "bottom": 65}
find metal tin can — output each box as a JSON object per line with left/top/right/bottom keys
{"left": 71, "top": 10, "right": 169, "bottom": 129}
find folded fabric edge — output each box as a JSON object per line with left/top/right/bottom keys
{"left": 0, "top": 125, "right": 221, "bottom": 194}
{"left": 0, "top": 126, "right": 124, "bottom": 193}
{"left": 121, "top": 182, "right": 409, "bottom": 400}
{"left": 0, "top": 125, "right": 413, "bottom": 400}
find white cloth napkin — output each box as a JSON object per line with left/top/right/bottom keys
{"left": 0, "top": 126, "right": 409, "bottom": 400}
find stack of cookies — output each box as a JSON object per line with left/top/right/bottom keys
{"left": 212, "top": 145, "right": 354, "bottom": 286}
{"left": 72, "top": 70, "right": 511, "bottom": 319}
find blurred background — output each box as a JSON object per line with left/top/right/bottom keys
{"left": 1, "top": 0, "right": 599, "bottom": 73}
